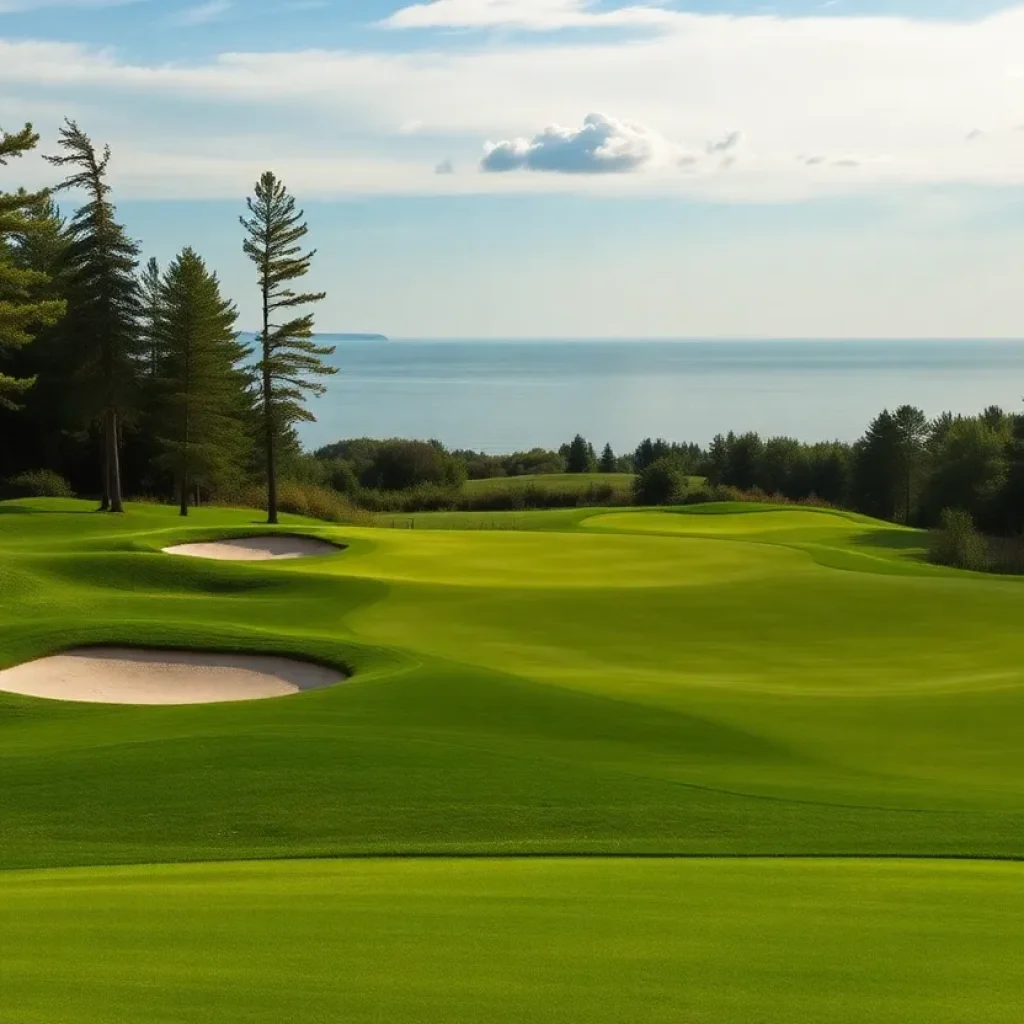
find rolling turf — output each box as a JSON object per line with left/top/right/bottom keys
{"left": 2, "top": 858, "right": 1022, "bottom": 1024}
{"left": 1, "top": 498, "right": 1022, "bottom": 1021}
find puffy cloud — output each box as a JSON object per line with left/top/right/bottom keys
{"left": 435, "top": 158, "right": 455, "bottom": 174}
{"left": 4, "top": 5, "right": 1024, "bottom": 200}
{"left": 481, "top": 113, "right": 660, "bottom": 174}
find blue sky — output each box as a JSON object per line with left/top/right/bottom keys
{"left": 3, "top": 0, "right": 1024, "bottom": 336}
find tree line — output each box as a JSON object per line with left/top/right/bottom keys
{"left": 306, "top": 410, "right": 1022, "bottom": 531}
{"left": 1, "top": 120, "right": 335, "bottom": 522}
{"left": 4, "top": 120, "right": 1022, "bottom": 538}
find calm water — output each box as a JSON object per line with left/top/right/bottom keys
{"left": 297, "top": 339, "right": 1024, "bottom": 454}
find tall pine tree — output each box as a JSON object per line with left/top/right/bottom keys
{"left": 46, "top": 121, "right": 141, "bottom": 513}
{"left": 241, "top": 171, "right": 335, "bottom": 525}
{"left": 153, "top": 248, "right": 251, "bottom": 516}
{"left": 0, "top": 123, "right": 65, "bottom": 414}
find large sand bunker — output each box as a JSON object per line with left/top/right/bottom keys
{"left": 163, "top": 536, "right": 339, "bottom": 561}
{"left": 0, "top": 647, "right": 343, "bottom": 705}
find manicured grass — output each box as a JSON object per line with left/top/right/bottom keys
{"left": 463, "top": 472, "right": 634, "bottom": 494}
{"left": 1, "top": 857, "right": 1022, "bottom": 1024}
{"left": 2, "top": 498, "right": 1024, "bottom": 867}
{"left": 3, "top": 497, "right": 1024, "bottom": 1020}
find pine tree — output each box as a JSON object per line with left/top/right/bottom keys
{"left": 599, "top": 443, "right": 616, "bottom": 473}
{"left": 851, "top": 410, "right": 903, "bottom": 521}
{"left": 892, "top": 404, "right": 929, "bottom": 524}
{"left": 0, "top": 195, "right": 72, "bottom": 480}
{"left": 241, "top": 171, "right": 335, "bottom": 524}
{"left": 46, "top": 121, "right": 141, "bottom": 513}
{"left": 565, "top": 434, "right": 594, "bottom": 474}
{"left": 0, "top": 123, "right": 66, "bottom": 412}
{"left": 139, "top": 257, "right": 162, "bottom": 377}
{"left": 153, "top": 248, "right": 251, "bottom": 516}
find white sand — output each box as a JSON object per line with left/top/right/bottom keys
{"left": 0, "top": 647, "right": 343, "bottom": 705}
{"left": 163, "top": 536, "right": 339, "bottom": 561}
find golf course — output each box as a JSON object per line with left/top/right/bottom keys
{"left": 2, "top": 498, "right": 1023, "bottom": 1021}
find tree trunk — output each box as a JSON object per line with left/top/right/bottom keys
{"left": 99, "top": 432, "right": 110, "bottom": 512}
{"left": 262, "top": 283, "right": 277, "bottom": 526}
{"left": 180, "top": 397, "right": 190, "bottom": 517}
{"left": 107, "top": 408, "right": 124, "bottom": 513}
{"left": 264, "top": 370, "right": 277, "bottom": 525}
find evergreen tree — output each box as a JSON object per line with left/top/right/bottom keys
{"left": 46, "top": 121, "right": 141, "bottom": 513}
{"left": 599, "top": 443, "right": 617, "bottom": 473}
{"left": 0, "top": 195, "right": 73, "bottom": 480}
{"left": 704, "top": 433, "right": 731, "bottom": 485}
{"left": 153, "top": 248, "right": 251, "bottom": 516}
{"left": 851, "top": 410, "right": 903, "bottom": 521}
{"left": 241, "top": 171, "right": 334, "bottom": 524}
{"left": 565, "top": 434, "right": 594, "bottom": 473}
{"left": 0, "top": 123, "right": 65, "bottom": 413}
{"left": 892, "top": 405, "right": 929, "bottom": 524}
{"left": 139, "top": 257, "right": 162, "bottom": 377}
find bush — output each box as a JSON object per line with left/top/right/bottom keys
{"left": 356, "top": 484, "right": 462, "bottom": 514}
{"left": 229, "top": 482, "right": 358, "bottom": 523}
{"left": 928, "top": 508, "right": 989, "bottom": 571}
{"left": 2, "top": 469, "right": 75, "bottom": 499}
{"left": 354, "top": 480, "right": 631, "bottom": 514}
{"left": 633, "top": 459, "right": 684, "bottom": 505}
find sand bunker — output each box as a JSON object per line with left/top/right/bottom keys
{"left": 0, "top": 647, "right": 343, "bottom": 705}
{"left": 163, "top": 536, "right": 339, "bottom": 561}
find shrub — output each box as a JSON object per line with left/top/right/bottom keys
{"left": 2, "top": 469, "right": 75, "bottom": 499}
{"left": 633, "top": 458, "right": 684, "bottom": 505}
{"left": 928, "top": 508, "right": 989, "bottom": 571}
{"left": 228, "top": 482, "right": 357, "bottom": 523}
{"left": 354, "top": 480, "right": 630, "bottom": 514}
{"left": 356, "top": 484, "right": 461, "bottom": 514}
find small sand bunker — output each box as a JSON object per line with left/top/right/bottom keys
{"left": 163, "top": 536, "right": 339, "bottom": 561}
{"left": 0, "top": 647, "right": 343, "bottom": 705}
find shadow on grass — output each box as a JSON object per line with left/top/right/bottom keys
{"left": 846, "top": 529, "right": 928, "bottom": 562}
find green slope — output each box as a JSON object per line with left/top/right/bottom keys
{"left": 2, "top": 499, "right": 1024, "bottom": 867}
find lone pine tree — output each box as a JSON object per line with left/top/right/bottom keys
{"left": 0, "top": 123, "right": 65, "bottom": 413}
{"left": 241, "top": 171, "right": 335, "bottom": 525}
{"left": 46, "top": 120, "right": 141, "bottom": 513}
{"left": 153, "top": 248, "right": 251, "bottom": 517}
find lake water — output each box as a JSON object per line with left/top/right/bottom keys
{"left": 298, "top": 339, "right": 1024, "bottom": 454}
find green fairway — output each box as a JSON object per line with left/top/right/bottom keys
{"left": 2, "top": 857, "right": 1022, "bottom": 1024}
{"left": 2, "top": 497, "right": 1023, "bottom": 1020}
{"left": 2, "top": 498, "right": 1024, "bottom": 865}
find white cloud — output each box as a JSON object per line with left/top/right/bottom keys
{"left": 481, "top": 113, "right": 665, "bottom": 173}
{"left": 4, "top": 6, "right": 1024, "bottom": 199}
{"left": 172, "top": 0, "right": 231, "bottom": 27}
{"left": 382, "top": 0, "right": 676, "bottom": 31}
